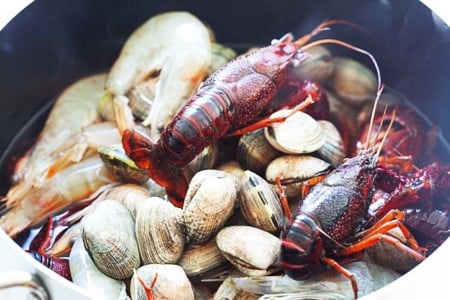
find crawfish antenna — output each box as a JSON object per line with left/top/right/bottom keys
{"left": 364, "top": 84, "right": 385, "bottom": 150}
{"left": 376, "top": 109, "right": 397, "bottom": 159}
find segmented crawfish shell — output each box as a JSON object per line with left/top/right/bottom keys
{"left": 290, "top": 45, "right": 334, "bottom": 84}
{"left": 208, "top": 42, "right": 237, "bottom": 76}
{"left": 239, "top": 170, "right": 283, "bottom": 233}
{"left": 264, "top": 110, "right": 326, "bottom": 154}
{"left": 185, "top": 143, "right": 219, "bottom": 181}
{"left": 237, "top": 128, "right": 281, "bottom": 176}
{"left": 330, "top": 57, "right": 377, "bottom": 107}
{"left": 178, "top": 238, "right": 229, "bottom": 278}
{"left": 316, "top": 120, "right": 346, "bottom": 166}
{"left": 130, "top": 264, "right": 194, "bottom": 300}
{"left": 99, "top": 143, "right": 149, "bottom": 184}
{"left": 216, "top": 225, "right": 281, "bottom": 276}
{"left": 265, "top": 155, "right": 331, "bottom": 198}
{"left": 135, "top": 197, "right": 185, "bottom": 264}
{"left": 183, "top": 170, "right": 238, "bottom": 244}
{"left": 81, "top": 200, "right": 140, "bottom": 280}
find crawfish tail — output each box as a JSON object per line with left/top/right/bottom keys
{"left": 158, "top": 87, "right": 234, "bottom": 165}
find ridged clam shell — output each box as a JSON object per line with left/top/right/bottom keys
{"left": 185, "top": 143, "right": 219, "bottom": 181}
{"left": 239, "top": 170, "right": 283, "bottom": 233}
{"left": 264, "top": 110, "right": 326, "bottom": 154}
{"left": 330, "top": 57, "right": 377, "bottom": 107}
{"left": 316, "top": 120, "right": 346, "bottom": 166}
{"left": 217, "top": 161, "right": 246, "bottom": 190}
{"left": 135, "top": 197, "right": 185, "bottom": 264}
{"left": 183, "top": 170, "right": 238, "bottom": 244}
{"left": 237, "top": 128, "right": 281, "bottom": 176}
{"left": 265, "top": 155, "right": 331, "bottom": 198}
{"left": 291, "top": 45, "right": 334, "bottom": 84}
{"left": 216, "top": 226, "right": 281, "bottom": 276}
{"left": 130, "top": 264, "right": 194, "bottom": 300}
{"left": 177, "top": 238, "right": 229, "bottom": 278}
{"left": 81, "top": 200, "right": 140, "bottom": 280}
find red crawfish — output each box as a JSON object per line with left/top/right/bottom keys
{"left": 123, "top": 20, "right": 378, "bottom": 207}
{"left": 280, "top": 105, "right": 430, "bottom": 298}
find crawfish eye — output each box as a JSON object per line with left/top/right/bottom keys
{"left": 282, "top": 44, "right": 296, "bottom": 54}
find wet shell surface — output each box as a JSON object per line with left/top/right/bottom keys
{"left": 291, "top": 45, "right": 334, "bottom": 84}
{"left": 185, "top": 143, "right": 219, "bottom": 181}
{"left": 216, "top": 225, "right": 281, "bottom": 276}
{"left": 264, "top": 110, "right": 326, "bottom": 154}
{"left": 130, "top": 264, "right": 194, "bottom": 300}
{"left": 99, "top": 143, "right": 149, "bottom": 184}
{"left": 135, "top": 197, "right": 185, "bottom": 264}
{"left": 237, "top": 128, "right": 281, "bottom": 176}
{"left": 177, "top": 238, "right": 229, "bottom": 278}
{"left": 183, "top": 170, "right": 238, "bottom": 244}
{"left": 265, "top": 154, "right": 331, "bottom": 198}
{"left": 330, "top": 57, "right": 378, "bottom": 107}
{"left": 81, "top": 200, "right": 140, "bottom": 280}
{"left": 239, "top": 170, "right": 283, "bottom": 233}
{"left": 316, "top": 120, "right": 346, "bottom": 166}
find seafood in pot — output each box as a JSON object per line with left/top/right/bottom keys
{"left": 105, "top": 11, "right": 211, "bottom": 138}
{"left": 123, "top": 20, "right": 380, "bottom": 207}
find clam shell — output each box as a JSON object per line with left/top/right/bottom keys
{"left": 130, "top": 264, "right": 194, "bottom": 300}
{"left": 183, "top": 170, "right": 238, "bottom": 244}
{"left": 217, "top": 161, "right": 246, "bottom": 190}
{"left": 291, "top": 45, "right": 334, "bottom": 84}
{"left": 237, "top": 128, "right": 281, "bottom": 176}
{"left": 99, "top": 143, "right": 149, "bottom": 184}
{"left": 208, "top": 42, "right": 237, "bottom": 76}
{"left": 135, "top": 197, "right": 185, "bottom": 264}
{"left": 316, "top": 120, "right": 346, "bottom": 166}
{"left": 185, "top": 143, "right": 219, "bottom": 181}
{"left": 216, "top": 226, "right": 281, "bottom": 276}
{"left": 265, "top": 155, "right": 331, "bottom": 198}
{"left": 264, "top": 110, "right": 326, "bottom": 154}
{"left": 81, "top": 200, "right": 140, "bottom": 280}
{"left": 239, "top": 170, "right": 283, "bottom": 233}
{"left": 177, "top": 238, "right": 229, "bottom": 278}
{"left": 330, "top": 57, "right": 377, "bottom": 107}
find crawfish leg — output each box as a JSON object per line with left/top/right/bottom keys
{"left": 321, "top": 257, "right": 358, "bottom": 299}
{"left": 275, "top": 177, "right": 291, "bottom": 220}
{"left": 227, "top": 95, "right": 315, "bottom": 136}
{"left": 137, "top": 273, "right": 158, "bottom": 300}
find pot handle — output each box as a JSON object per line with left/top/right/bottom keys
{"left": 0, "top": 270, "right": 49, "bottom": 300}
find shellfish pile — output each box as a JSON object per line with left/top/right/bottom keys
{"left": 1, "top": 11, "right": 448, "bottom": 300}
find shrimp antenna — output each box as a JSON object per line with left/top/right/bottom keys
{"left": 376, "top": 110, "right": 397, "bottom": 158}
{"left": 364, "top": 84, "right": 385, "bottom": 150}
{"left": 369, "top": 105, "right": 388, "bottom": 152}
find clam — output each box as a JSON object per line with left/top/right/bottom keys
{"left": 316, "top": 120, "right": 346, "bottom": 166}
{"left": 185, "top": 143, "right": 219, "bottom": 181}
{"left": 330, "top": 57, "right": 378, "bottom": 107}
{"left": 183, "top": 170, "right": 238, "bottom": 244}
{"left": 290, "top": 45, "right": 334, "bottom": 84}
{"left": 239, "top": 170, "right": 284, "bottom": 233}
{"left": 130, "top": 264, "right": 194, "bottom": 300}
{"left": 177, "top": 238, "right": 229, "bottom": 278}
{"left": 217, "top": 160, "right": 246, "bottom": 190}
{"left": 135, "top": 197, "right": 185, "bottom": 264}
{"left": 216, "top": 225, "right": 281, "bottom": 276}
{"left": 237, "top": 128, "right": 281, "bottom": 176}
{"left": 81, "top": 200, "right": 140, "bottom": 280}
{"left": 264, "top": 110, "right": 326, "bottom": 154}
{"left": 99, "top": 143, "right": 149, "bottom": 184}
{"left": 265, "top": 155, "right": 331, "bottom": 199}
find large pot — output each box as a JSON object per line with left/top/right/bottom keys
{"left": 0, "top": 0, "right": 449, "bottom": 299}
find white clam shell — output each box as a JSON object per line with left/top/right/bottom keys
{"left": 135, "top": 197, "right": 185, "bottom": 264}
{"left": 264, "top": 110, "right": 326, "bottom": 154}
{"left": 216, "top": 225, "right": 281, "bottom": 276}
{"left": 130, "top": 264, "right": 194, "bottom": 300}
{"left": 316, "top": 120, "right": 346, "bottom": 166}
{"left": 81, "top": 200, "right": 140, "bottom": 280}
{"left": 183, "top": 170, "right": 238, "bottom": 244}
